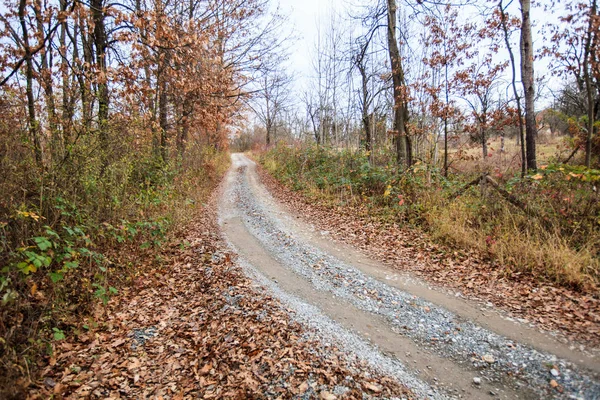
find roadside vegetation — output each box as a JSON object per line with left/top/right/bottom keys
{"left": 259, "top": 143, "right": 599, "bottom": 293}
{"left": 0, "top": 0, "right": 277, "bottom": 396}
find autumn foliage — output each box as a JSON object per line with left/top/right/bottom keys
{"left": 0, "top": 0, "right": 270, "bottom": 395}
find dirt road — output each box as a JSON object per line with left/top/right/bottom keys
{"left": 218, "top": 153, "right": 599, "bottom": 399}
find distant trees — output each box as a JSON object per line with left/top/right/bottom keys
{"left": 241, "top": 0, "right": 599, "bottom": 171}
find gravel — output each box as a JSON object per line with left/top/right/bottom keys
{"left": 221, "top": 162, "right": 600, "bottom": 400}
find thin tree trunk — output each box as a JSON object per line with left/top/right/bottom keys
{"left": 386, "top": 0, "right": 409, "bottom": 167}
{"left": 60, "top": 0, "right": 74, "bottom": 148}
{"left": 443, "top": 62, "right": 449, "bottom": 177}
{"left": 158, "top": 70, "right": 168, "bottom": 163}
{"left": 34, "top": 0, "right": 60, "bottom": 159}
{"left": 584, "top": 0, "right": 597, "bottom": 168}
{"left": 358, "top": 64, "right": 372, "bottom": 153}
{"left": 499, "top": 0, "right": 527, "bottom": 176}
{"left": 19, "top": 0, "right": 42, "bottom": 166}
{"left": 91, "top": 0, "right": 109, "bottom": 147}
{"left": 520, "top": 0, "right": 537, "bottom": 170}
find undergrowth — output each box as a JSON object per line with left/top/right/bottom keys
{"left": 0, "top": 137, "right": 229, "bottom": 397}
{"left": 259, "top": 144, "right": 600, "bottom": 293}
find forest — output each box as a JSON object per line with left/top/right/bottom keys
{"left": 0, "top": 0, "right": 598, "bottom": 398}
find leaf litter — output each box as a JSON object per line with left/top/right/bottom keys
{"left": 27, "top": 190, "right": 413, "bottom": 399}
{"left": 255, "top": 165, "right": 600, "bottom": 352}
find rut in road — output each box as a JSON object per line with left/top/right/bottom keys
{"left": 219, "top": 153, "right": 600, "bottom": 400}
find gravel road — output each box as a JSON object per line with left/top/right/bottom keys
{"left": 218, "top": 153, "right": 599, "bottom": 399}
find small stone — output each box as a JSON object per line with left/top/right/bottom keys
{"left": 550, "top": 368, "right": 559, "bottom": 377}
{"left": 482, "top": 354, "right": 495, "bottom": 363}
{"left": 549, "top": 379, "right": 559, "bottom": 388}
{"left": 473, "top": 377, "right": 482, "bottom": 385}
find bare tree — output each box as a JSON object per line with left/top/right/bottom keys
{"left": 252, "top": 66, "right": 293, "bottom": 146}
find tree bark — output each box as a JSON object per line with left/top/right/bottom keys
{"left": 19, "top": 0, "right": 43, "bottom": 166}
{"left": 386, "top": 0, "right": 409, "bottom": 168}
{"left": 584, "top": 0, "right": 597, "bottom": 168}
{"left": 443, "top": 61, "right": 449, "bottom": 177}
{"left": 519, "top": 0, "right": 537, "bottom": 171}
{"left": 499, "top": 0, "right": 527, "bottom": 176}
{"left": 91, "top": 0, "right": 109, "bottom": 147}
{"left": 34, "top": 0, "right": 60, "bottom": 159}
{"left": 159, "top": 74, "right": 168, "bottom": 163}
{"left": 358, "top": 64, "right": 372, "bottom": 153}
{"left": 60, "top": 0, "right": 74, "bottom": 149}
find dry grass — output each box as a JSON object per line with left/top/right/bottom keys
{"left": 427, "top": 194, "right": 599, "bottom": 291}
{"left": 448, "top": 135, "right": 574, "bottom": 175}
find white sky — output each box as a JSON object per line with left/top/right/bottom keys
{"left": 274, "top": 0, "right": 563, "bottom": 110}
{"left": 278, "top": 0, "right": 346, "bottom": 89}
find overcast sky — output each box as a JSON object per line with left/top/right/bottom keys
{"left": 275, "top": 0, "right": 565, "bottom": 111}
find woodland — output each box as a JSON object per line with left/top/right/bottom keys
{"left": 0, "top": 0, "right": 598, "bottom": 397}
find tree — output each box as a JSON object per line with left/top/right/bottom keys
{"left": 252, "top": 66, "right": 293, "bottom": 146}
{"left": 386, "top": 0, "right": 411, "bottom": 167}
{"left": 497, "top": 0, "right": 527, "bottom": 176}
{"left": 422, "top": 4, "right": 475, "bottom": 176}
{"left": 519, "top": 0, "right": 537, "bottom": 170}
{"left": 545, "top": 0, "right": 600, "bottom": 167}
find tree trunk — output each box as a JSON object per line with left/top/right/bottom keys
{"left": 19, "top": 0, "right": 42, "bottom": 166}
{"left": 159, "top": 74, "right": 168, "bottom": 163}
{"left": 584, "top": 0, "right": 597, "bottom": 168}
{"left": 443, "top": 62, "right": 449, "bottom": 177}
{"left": 34, "top": 0, "right": 60, "bottom": 160}
{"left": 481, "top": 123, "right": 488, "bottom": 159}
{"left": 91, "top": 0, "right": 109, "bottom": 148}
{"left": 177, "top": 99, "right": 191, "bottom": 156}
{"left": 358, "top": 64, "right": 372, "bottom": 153}
{"left": 499, "top": 0, "right": 527, "bottom": 176}
{"left": 386, "top": 0, "right": 409, "bottom": 168}
{"left": 60, "top": 0, "right": 74, "bottom": 149}
{"left": 519, "top": 0, "right": 537, "bottom": 171}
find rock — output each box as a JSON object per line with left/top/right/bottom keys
{"left": 320, "top": 391, "right": 337, "bottom": 400}
{"left": 473, "top": 377, "right": 482, "bottom": 385}
{"left": 482, "top": 354, "right": 495, "bottom": 363}
{"left": 550, "top": 379, "right": 559, "bottom": 388}
{"left": 550, "top": 368, "right": 559, "bottom": 377}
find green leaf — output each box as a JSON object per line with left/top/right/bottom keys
{"left": 108, "top": 286, "right": 118, "bottom": 295}
{"left": 34, "top": 237, "right": 52, "bottom": 251}
{"left": 63, "top": 261, "right": 79, "bottom": 269}
{"left": 49, "top": 272, "right": 64, "bottom": 283}
{"left": 52, "top": 327, "right": 65, "bottom": 341}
